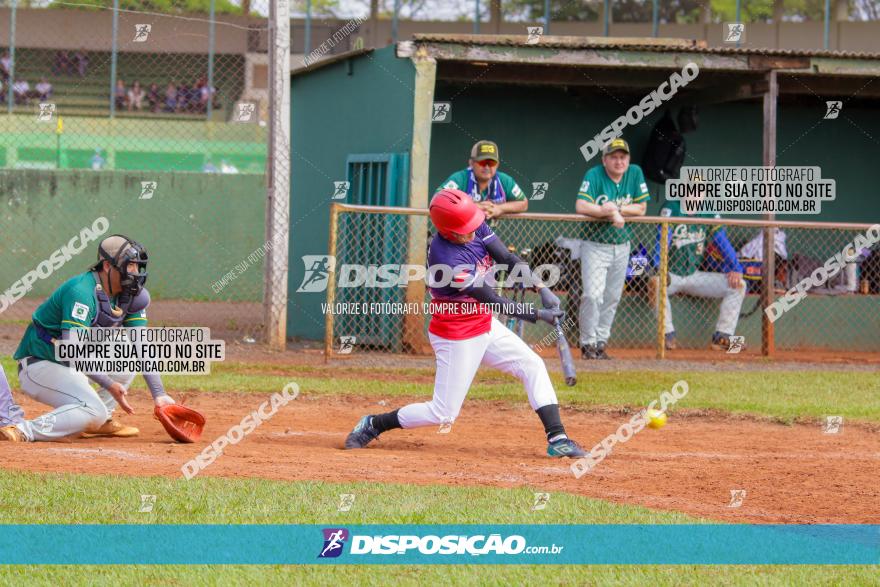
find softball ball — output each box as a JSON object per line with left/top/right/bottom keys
{"left": 646, "top": 408, "right": 667, "bottom": 429}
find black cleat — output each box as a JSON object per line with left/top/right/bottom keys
{"left": 345, "top": 415, "right": 381, "bottom": 449}
{"left": 595, "top": 341, "right": 612, "bottom": 360}
{"left": 581, "top": 344, "right": 597, "bottom": 360}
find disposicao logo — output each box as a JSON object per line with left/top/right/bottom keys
{"left": 318, "top": 528, "right": 349, "bottom": 558}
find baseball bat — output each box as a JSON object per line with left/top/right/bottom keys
{"left": 554, "top": 317, "right": 577, "bottom": 386}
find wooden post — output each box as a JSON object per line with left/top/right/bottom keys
{"left": 657, "top": 221, "right": 669, "bottom": 359}
{"left": 324, "top": 203, "right": 340, "bottom": 363}
{"left": 761, "top": 70, "right": 778, "bottom": 357}
{"left": 402, "top": 50, "right": 437, "bottom": 354}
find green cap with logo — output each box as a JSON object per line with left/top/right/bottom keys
{"left": 470, "top": 140, "right": 500, "bottom": 162}
{"left": 602, "top": 137, "right": 630, "bottom": 155}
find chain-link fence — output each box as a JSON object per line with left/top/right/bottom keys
{"left": 325, "top": 204, "right": 880, "bottom": 359}
{"left": 0, "top": 0, "right": 289, "bottom": 351}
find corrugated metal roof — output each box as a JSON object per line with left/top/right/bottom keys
{"left": 410, "top": 33, "right": 880, "bottom": 61}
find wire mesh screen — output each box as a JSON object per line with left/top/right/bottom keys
{"left": 0, "top": 0, "right": 276, "bottom": 348}
{"left": 327, "top": 205, "right": 880, "bottom": 358}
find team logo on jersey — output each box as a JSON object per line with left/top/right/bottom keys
{"left": 297, "top": 255, "right": 336, "bottom": 293}
{"left": 318, "top": 528, "right": 349, "bottom": 558}
{"left": 579, "top": 180, "right": 589, "bottom": 193}
{"left": 71, "top": 302, "right": 90, "bottom": 321}
{"left": 671, "top": 224, "right": 706, "bottom": 249}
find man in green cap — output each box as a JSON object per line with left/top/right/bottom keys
{"left": 574, "top": 137, "right": 650, "bottom": 359}
{"left": 437, "top": 140, "right": 528, "bottom": 220}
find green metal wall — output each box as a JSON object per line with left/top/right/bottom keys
{"left": 429, "top": 82, "right": 880, "bottom": 224}
{"left": 0, "top": 170, "right": 266, "bottom": 302}
{"left": 289, "top": 46, "right": 416, "bottom": 340}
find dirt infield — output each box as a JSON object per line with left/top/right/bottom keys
{"left": 2, "top": 392, "right": 878, "bottom": 524}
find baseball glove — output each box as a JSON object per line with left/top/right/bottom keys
{"left": 154, "top": 404, "right": 205, "bottom": 443}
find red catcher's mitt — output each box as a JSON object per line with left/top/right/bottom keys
{"left": 154, "top": 404, "right": 205, "bottom": 443}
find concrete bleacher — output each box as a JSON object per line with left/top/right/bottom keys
{"left": 3, "top": 48, "right": 245, "bottom": 121}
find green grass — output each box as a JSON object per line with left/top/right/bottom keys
{"left": 1, "top": 359, "right": 876, "bottom": 583}
{"left": 3, "top": 357, "right": 878, "bottom": 423}
{"left": 0, "top": 471, "right": 875, "bottom": 585}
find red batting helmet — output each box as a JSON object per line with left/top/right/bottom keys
{"left": 429, "top": 188, "right": 485, "bottom": 240}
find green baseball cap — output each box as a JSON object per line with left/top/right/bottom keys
{"left": 470, "top": 140, "right": 500, "bottom": 162}
{"left": 602, "top": 138, "right": 630, "bottom": 155}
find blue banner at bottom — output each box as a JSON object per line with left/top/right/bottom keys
{"left": 2, "top": 525, "right": 877, "bottom": 564}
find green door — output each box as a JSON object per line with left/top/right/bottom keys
{"left": 338, "top": 153, "right": 410, "bottom": 350}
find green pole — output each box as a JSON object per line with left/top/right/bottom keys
{"left": 735, "top": 0, "right": 741, "bottom": 47}
{"left": 652, "top": 0, "right": 658, "bottom": 37}
{"left": 109, "top": 0, "right": 120, "bottom": 118}
{"left": 603, "top": 0, "right": 609, "bottom": 36}
{"left": 207, "top": 0, "right": 216, "bottom": 120}
{"left": 305, "top": 0, "right": 312, "bottom": 53}
{"left": 823, "top": 0, "right": 831, "bottom": 49}
{"left": 392, "top": 0, "right": 400, "bottom": 43}
{"left": 544, "top": 0, "right": 550, "bottom": 33}
{"left": 7, "top": 0, "right": 16, "bottom": 114}
{"left": 474, "top": 0, "right": 480, "bottom": 33}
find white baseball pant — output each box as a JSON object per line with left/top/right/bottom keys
{"left": 14, "top": 358, "right": 135, "bottom": 442}
{"left": 579, "top": 240, "right": 631, "bottom": 346}
{"left": 397, "top": 317, "right": 558, "bottom": 428}
{"left": 0, "top": 364, "right": 25, "bottom": 426}
{"left": 663, "top": 271, "right": 746, "bottom": 335}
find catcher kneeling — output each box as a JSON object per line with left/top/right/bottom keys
{"left": 0, "top": 235, "right": 180, "bottom": 443}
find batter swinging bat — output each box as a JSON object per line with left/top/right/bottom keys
{"left": 554, "top": 317, "right": 576, "bottom": 386}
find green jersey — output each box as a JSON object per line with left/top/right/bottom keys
{"left": 438, "top": 169, "right": 525, "bottom": 203}
{"left": 14, "top": 271, "right": 148, "bottom": 363}
{"left": 576, "top": 164, "right": 650, "bottom": 244}
{"left": 660, "top": 199, "right": 716, "bottom": 277}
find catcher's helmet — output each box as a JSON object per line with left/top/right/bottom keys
{"left": 91, "top": 234, "right": 149, "bottom": 296}
{"left": 429, "top": 188, "right": 485, "bottom": 241}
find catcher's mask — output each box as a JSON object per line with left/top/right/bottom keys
{"left": 92, "top": 234, "right": 149, "bottom": 297}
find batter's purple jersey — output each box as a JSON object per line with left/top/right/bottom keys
{"left": 428, "top": 223, "right": 496, "bottom": 339}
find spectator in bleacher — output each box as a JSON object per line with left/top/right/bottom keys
{"left": 163, "top": 82, "right": 178, "bottom": 113}
{"left": 52, "top": 50, "right": 73, "bottom": 76}
{"left": 177, "top": 81, "right": 192, "bottom": 112}
{"left": 127, "top": 81, "right": 145, "bottom": 111}
{"left": 147, "top": 83, "right": 161, "bottom": 112}
{"left": 35, "top": 77, "right": 52, "bottom": 101}
{"left": 1, "top": 52, "right": 11, "bottom": 81}
{"left": 13, "top": 78, "right": 30, "bottom": 105}
{"left": 90, "top": 149, "right": 106, "bottom": 171}
{"left": 74, "top": 49, "right": 89, "bottom": 78}
{"left": 197, "top": 77, "right": 217, "bottom": 113}
{"left": 114, "top": 79, "right": 127, "bottom": 110}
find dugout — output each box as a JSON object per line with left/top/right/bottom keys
{"left": 289, "top": 35, "right": 880, "bottom": 342}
